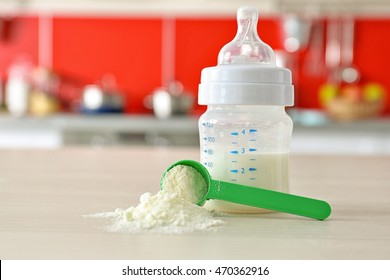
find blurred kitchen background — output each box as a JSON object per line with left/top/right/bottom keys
{"left": 0, "top": 0, "right": 390, "bottom": 154}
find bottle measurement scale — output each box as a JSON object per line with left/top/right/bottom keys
{"left": 201, "top": 122, "right": 261, "bottom": 184}
{"left": 198, "top": 7, "right": 294, "bottom": 213}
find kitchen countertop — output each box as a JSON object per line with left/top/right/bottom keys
{"left": 1, "top": 113, "right": 390, "bottom": 134}
{"left": 0, "top": 113, "right": 200, "bottom": 147}
{"left": 1, "top": 113, "right": 390, "bottom": 154}
{"left": 0, "top": 147, "right": 389, "bottom": 259}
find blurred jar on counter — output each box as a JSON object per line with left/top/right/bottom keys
{"left": 145, "top": 81, "right": 194, "bottom": 119}
{"left": 0, "top": 77, "right": 3, "bottom": 109}
{"left": 29, "top": 67, "right": 60, "bottom": 116}
{"left": 5, "top": 57, "right": 33, "bottom": 117}
{"left": 80, "top": 74, "right": 124, "bottom": 114}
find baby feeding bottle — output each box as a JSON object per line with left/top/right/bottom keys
{"left": 198, "top": 6, "right": 294, "bottom": 213}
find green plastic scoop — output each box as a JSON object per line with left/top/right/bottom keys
{"left": 161, "top": 160, "right": 331, "bottom": 220}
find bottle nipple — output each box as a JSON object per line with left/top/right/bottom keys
{"left": 218, "top": 6, "right": 275, "bottom": 65}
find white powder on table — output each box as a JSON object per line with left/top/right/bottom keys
{"left": 86, "top": 165, "right": 224, "bottom": 234}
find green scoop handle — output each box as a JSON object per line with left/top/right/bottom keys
{"left": 163, "top": 160, "right": 331, "bottom": 220}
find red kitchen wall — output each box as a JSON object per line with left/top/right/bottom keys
{"left": 50, "top": 16, "right": 289, "bottom": 114}
{"left": 1, "top": 15, "right": 389, "bottom": 115}
{"left": 52, "top": 17, "right": 162, "bottom": 113}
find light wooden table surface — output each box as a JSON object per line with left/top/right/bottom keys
{"left": 0, "top": 147, "right": 389, "bottom": 259}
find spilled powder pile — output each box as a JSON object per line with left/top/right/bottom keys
{"left": 87, "top": 165, "right": 224, "bottom": 234}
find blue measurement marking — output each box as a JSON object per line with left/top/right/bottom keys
{"left": 231, "top": 132, "right": 239, "bottom": 136}
{"left": 202, "top": 137, "right": 207, "bottom": 140}
{"left": 230, "top": 169, "right": 238, "bottom": 173}
{"left": 250, "top": 139, "right": 256, "bottom": 142}
{"left": 249, "top": 168, "right": 257, "bottom": 171}
{"left": 201, "top": 123, "right": 206, "bottom": 126}
{"left": 231, "top": 179, "right": 237, "bottom": 182}
{"left": 250, "top": 158, "right": 256, "bottom": 161}
{"left": 231, "top": 160, "right": 237, "bottom": 163}
{"left": 250, "top": 178, "right": 256, "bottom": 180}
{"left": 249, "top": 129, "right": 258, "bottom": 133}
{"left": 249, "top": 148, "right": 257, "bottom": 152}
{"left": 232, "top": 141, "right": 238, "bottom": 144}
{"left": 230, "top": 150, "right": 238, "bottom": 154}
{"left": 203, "top": 162, "right": 207, "bottom": 165}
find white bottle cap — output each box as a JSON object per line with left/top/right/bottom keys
{"left": 198, "top": 6, "right": 294, "bottom": 106}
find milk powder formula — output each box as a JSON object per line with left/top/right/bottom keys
{"left": 87, "top": 165, "right": 224, "bottom": 233}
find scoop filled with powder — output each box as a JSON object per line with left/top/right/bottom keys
{"left": 160, "top": 164, "right": 208, "bottom": 204}
{"left": 162, "top": 160, "right": 331, "bottom": 220}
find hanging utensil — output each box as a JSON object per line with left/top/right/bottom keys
{"left": 325, "top": 17, "right": 341, "bottom": 84}
{"left": 340, "top": 16, "right": 360, "bottom": 84}
{"left": 303, "top": 20, "right": 325, "bottom": 77}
